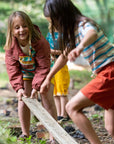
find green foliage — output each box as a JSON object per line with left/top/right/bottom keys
{"left": 92, "top": 114, "right": 99, "bottom": 119}
{"left": 0, "top": 121, "right": 17, "bottom": 144}
{"left": 19, "top": 136, "right": 32, "bottom": 144}
{"left": 0, "top": 46, "right": 5, "bottom": 52}
{"left": 72, "top": 0, "right": 114, "bottom": 43}
{"left": 89, "top": 114, "right": 104, "bottom": 121}
{"left": 69, "top": 70, "right": 92, "bottom": 89}
{"left": 0, "top": 71, "right": 9, "bottom": 87}
{"left": 0, "top": 120, "right": 47, "bottom": 144}
{"left": 0, "top": 32, "right": 6, "bottom": 52}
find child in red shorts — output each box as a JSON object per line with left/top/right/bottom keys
{"left": 40, "top": 0, "right": 114, "bottom": 143}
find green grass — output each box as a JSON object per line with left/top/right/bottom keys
{"left": 0, "top": 119, "right": 47, "bottom": 144}
{"left": 0, "top": 71, "right": 9, "bottom": 87}
{"left": 69, "top": 70, "right": 92, "bottom": 90}
{"left": 0, "top": 121, "right": 17, "bottom": 144}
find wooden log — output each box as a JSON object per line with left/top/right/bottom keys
{"left": 22, "top": 97, "right": 78, "bottom": 144}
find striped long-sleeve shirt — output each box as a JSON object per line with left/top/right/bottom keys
{"left": 75, "top": 21, "right": 114, "bottom": 75}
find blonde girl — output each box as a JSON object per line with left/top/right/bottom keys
{"left": 4, "top": 11, "right": 57, "bottom": 142}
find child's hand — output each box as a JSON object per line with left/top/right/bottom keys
{"left": 68, "top": 48, "right": 78, "bottom": 61}
{"left": 68, "top": 44, "right": 83, "bottom": 61}
{"left": 40, "top": 79, "right": 50, "bottom": 94}
{"left": 17, "top": 89, "right": 26, "bottom": 101}
{"left": 30, "top": 89, "right": 38, "bottom": 99}
{"left": 68, "top": 29, "right": 98, "bottom": 62}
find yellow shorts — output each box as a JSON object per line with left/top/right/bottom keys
{"left": 51, "top": 77, "right": 55, "bottom": 85}
{"left": 53, "top": 65, "right": 70, "bottom": 96}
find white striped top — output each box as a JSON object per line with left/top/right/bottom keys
{"left": 75, "top": 21, "right": 114, "bottom": 75}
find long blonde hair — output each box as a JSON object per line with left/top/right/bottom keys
{"left": 4, "top": 11, "right": 41, "bottom": 50}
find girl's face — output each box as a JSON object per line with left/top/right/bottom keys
{"left": 12, "top": 16, "right": 29, "bottom": 46}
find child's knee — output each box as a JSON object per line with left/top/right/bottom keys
{"left": 65, "top": 101, "right": 74, "bottom": 116}
{"left": 105, "top": 125, "right": 114, "bottom": 137}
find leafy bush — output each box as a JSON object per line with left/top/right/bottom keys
{"left": 69, "top": 70, "right": 92, "bottom": 89}
{"left": 0, "top": 121, "right": 17, "bottom": 144}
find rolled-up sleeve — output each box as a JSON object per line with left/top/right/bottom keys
{"left": 5, "top": 49, "right": 24, "bottom": 92}
{"left": 32, "top": 35, "right": 51, "bottom": 91}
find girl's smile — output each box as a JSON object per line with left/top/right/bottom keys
{"left": 12, "top": 16, "right": 29, "bottom": 46}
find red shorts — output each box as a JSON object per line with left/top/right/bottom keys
{"left": 81, "top": 62, "right": 114, "bottom": 110}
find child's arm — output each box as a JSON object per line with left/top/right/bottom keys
{"left": 51, "top": 49, "right": 61, "bottom": 56}
{"left": 5, "top": 49, "right": 24, "bottom": 92}
{"left": 68, "top": 29, "right": 97, "bottom": 61}
{"left": 32, "top": 35, "right": 51, "bottom": 91}
{"left": 51, "top": 49, "right": 62, "bottom": 62}
{"left": 40, "top": 53, "right": 68, "bottom": 94}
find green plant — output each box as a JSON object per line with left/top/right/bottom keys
{"left": 0, "top": 71, "right": 9, "bottom": 87}
{"left": 0, "top": 120, "right": 47, "bottom": 144}
{"left": 92, "top": 114, "right": 99, "bottom": 119}
{"left": 69, "top": 70, "right": 92, "bottom": 89}
{"left": 0, "top": 122, "right": 17, "bottom": 144}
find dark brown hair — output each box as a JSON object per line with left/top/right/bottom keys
{"left": 44, "top": 0, "right": 98, "bottom": 53}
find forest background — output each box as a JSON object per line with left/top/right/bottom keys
{"left": 0, "top": 1, "right": 113, "bottom": 143}
{"left": 0, "top": 0, "right": 114, "bottom": 53}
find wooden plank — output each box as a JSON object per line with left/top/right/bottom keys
{"left": 22, "top": 97, "right": 78, "bottom": 144}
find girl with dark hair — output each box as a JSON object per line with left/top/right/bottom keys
{"left": 41, "top": 0, "right": 114, "bottom": 143}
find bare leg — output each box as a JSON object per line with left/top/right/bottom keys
{"left": 66, "top": 91, "right": 102, "bottom": 144}
{"left": 54, "top": 96, "right": 61, "bottom": 116}
{"left": 60, "top": 96, "right": 68, "bottom": 117}
{"left": 54, "top": 95, "right": 68, "bottom": 117}
{"left": 40, "top": 83, "right": 57, "bottom": 140}
{"left": 41, "top": 83, "right": 57, "bottom": 119}
{"left": 18, "top": 80, "right": 32, "bottom": 137}
{"left": 105, "top": 109, "right": 114, "bottom": 138}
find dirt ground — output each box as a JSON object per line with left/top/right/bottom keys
{"left": 0, "top": 85, "right": 114, "bottom": 144}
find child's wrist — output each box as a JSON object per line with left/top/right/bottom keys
{"left": 79, "top": 43, "right": 84, "bottom": 51}
{"left": 17, "top": 88, "right": 24, "bottom": 93}
{"left": 46, "top": 75, "right": 52, "bottom": 81}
